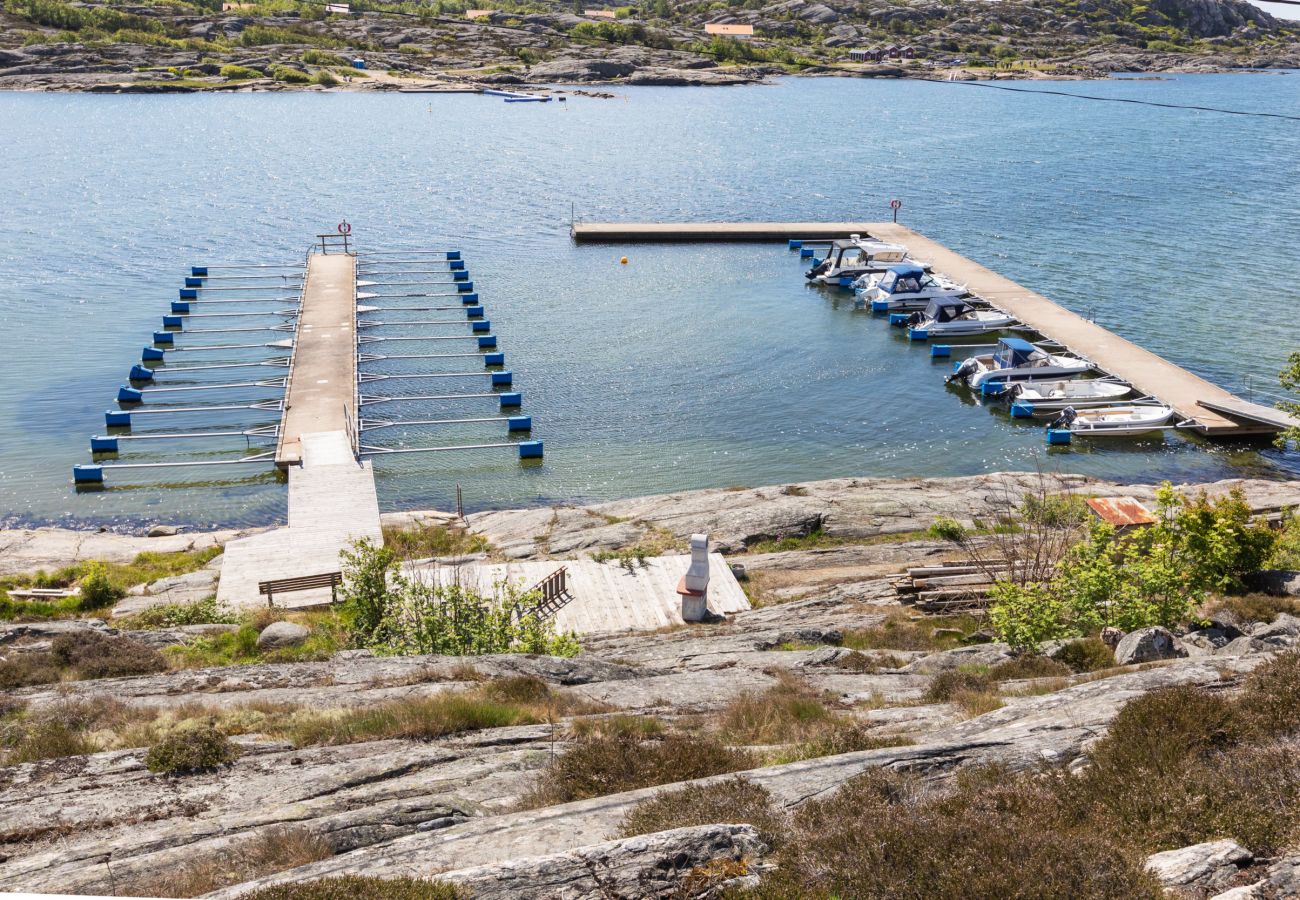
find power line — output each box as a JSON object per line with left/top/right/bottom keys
{"left": 929, "top": 78, "right": 1300, "bottom": 122}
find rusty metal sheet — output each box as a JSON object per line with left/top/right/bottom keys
{"left": 1085, "top": 497, "right": 1156, "bottom": 528}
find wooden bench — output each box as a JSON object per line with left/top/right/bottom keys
{"left": 258, "top": 572, "right": 342, "bottom": 608}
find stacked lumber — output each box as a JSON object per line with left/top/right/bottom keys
{"left": 890, "top": 562, "right": 1009, "bottom": 613}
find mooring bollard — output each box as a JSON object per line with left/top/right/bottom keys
{"left": 678, "top": 533, "right": 711, "bottom": 622}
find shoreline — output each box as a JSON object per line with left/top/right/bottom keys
{"left": 5, "top": 470, "right": 1299, "bottom": 575}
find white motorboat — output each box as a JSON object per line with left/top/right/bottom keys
{"left": 1008, "top": 380, "right": 1133, "bottom": 416}
{"left": 855, "top": 264, "right": 966, "bottom": 312}
{"left": 805, "top": 235, "right": 912, "bottom": 285}
{"left": 946, "top": 337, "right": 1091, "bottom": 394}
{"left": 905, "top": 297, "right": 1018, "bottom": 340}
{"left": 1047, "top": 404, "right": 1175, "bottom": 438}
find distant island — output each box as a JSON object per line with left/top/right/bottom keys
{"left": 0, "top": 0, "right": 1297, "bottom": 91}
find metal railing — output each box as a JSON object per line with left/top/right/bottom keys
{"left": 318, "top": 233, "right": 352, "bottom": 255}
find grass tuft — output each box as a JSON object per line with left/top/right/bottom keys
{"left": 121, "top": 826, "right": 333, "bottom": 897}
{"left": 144, "top": 722, "right": 242, "bottom": 774}
{"left": 239, "top": 876, "right": 464, "bottom": 900}
{"left": 619, "top": 777, "right": 789, "bottom": 847}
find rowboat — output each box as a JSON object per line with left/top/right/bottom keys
{"left": 1008, "top": 379, "right": 1132, "bottom": 416}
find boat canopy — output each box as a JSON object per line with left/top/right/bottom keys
{"left": 924, "top": 297, "right": 974, "bottom": 323}
{"left": 995, "top": 336, "right": 1040, "bottom": 367}
{"left": 879, "top": 263, "right": 927, "bottom": 294}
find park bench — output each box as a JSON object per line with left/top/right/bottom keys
{"left": 258, "top": 572, "right": 342, "bottom": 608}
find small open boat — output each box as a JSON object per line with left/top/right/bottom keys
{"left": 1047, "top": 404, "right": 1175, "bottom": 438}
{"left": 806, "top": 236, "right": 912, "bottom": 285}
{"left": 1008, "top": 379, "right": 1132, "bottom": 415}
{"left": 855, "top": 264, "right": 966, "bottom": 312}
{"left": 947, "top": 337, "right": 1091, "bottom": 393}
{"left": 905, "top": 297, "right": 1017, "bottom": 340}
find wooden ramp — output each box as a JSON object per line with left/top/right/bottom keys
{"left": 409, "top": 554, "right": 750, "bottom": 635}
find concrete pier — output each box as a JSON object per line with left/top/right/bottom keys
{"left": 570, "top": 220, "right": 1296, "bottom": 438}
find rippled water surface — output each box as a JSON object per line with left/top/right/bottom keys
{"left": 1, "top": 74, "right": 1297, "bottom": 529}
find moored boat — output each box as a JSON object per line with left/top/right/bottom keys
{"left": 1046, "top": 403, "right": 1175, "bottom": 439}
{"left": 946, "top": 337, "right": 1091, "bottom": 393}
{"left": 855, "top": 264, "right": 966, "bottom": 312}
{"left": 1008, "top": 379, "right": 1132, "bottom": 416}
{"left": 805, "top": 235, "right": 912, "bottom": 285}
{"left": 905, "top": 297, "right": 1018, "bottom": 340}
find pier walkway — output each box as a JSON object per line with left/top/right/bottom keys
{"left": 219, "top": 251, "right": 381, "bottom": 608}
{"left": 572, "top": 220, "right": 1296, "bottom": 438}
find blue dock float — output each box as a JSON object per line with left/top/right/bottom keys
{"left": 931, "top": 345, "right": 951, "bottom": 358}
{"left": 908, "top": 328, "right": 929, "bottom": 341}
{"left": 1047, "top": 428, "right": 1072, "bottom": 446}
{"left": 153, "top": 331, "right": 175, "bottom": 344}
{"left": 461, "top": 293, "right": 479, "bottom": 305}
{"left": 490, "top": 371, "right": 513, "bottom": 386}
{"left": 90, "top": 436, "right": 119, "bottom": 453}
{"left": 142, "top": 347, "right": 166, "bottom": 360}
{"left": 888, "top": 312, "right": 909, "bottom": 327}
{"left": 466, "top": 305, "right": 484, "bottom": 319}
{"left": 472, "top": 320, "right": 491, "bottom": 333}
{"left": 499, "top": 392, "right": 522, "bottom": 407}
{"left": 450, "top": 260, "right": 466, "bottom": 271}
{"left": 457, "top": 282, "right": 475, "bottom": 293}
{"left": 518, "top": 440, "right": 543, "bottom": 459}
{"left": 453, "top": 271, "right": 470, "bottom": 282}
{"left": 191, "top": 267, "right": 208, "bottom": 277}
{"left": 73, "top": 463, "right": 104, "bottom": 483}
{"left": 105, "top": 410, "right": 132, "bottom": 427}
{"left": 484, "top": 352, "right": 505, "bottom": 366}
{"left": 477, "top": 335, "right": 497, "bottom": 348}
{"left": 179, "top": 288, "right": 198, "bottom": 300}
{"left": 447, "top": 251, "right": 461, "bottom": 261}
{"left": 118, "top": 386, "right": 144, "bottom": 403}
{"left": 507, "top": 416, "right": 531, "bottom": 431}
{"left": 788, "top": 239, "right": 802, "bottom": 250}
{"left": 129, "top": 365, "right": 154, "bottom": 381}
{"left": 1010, "top": 400, "right": 1036, "bottom": 418}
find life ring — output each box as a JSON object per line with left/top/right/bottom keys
{"left": 890, "top": 199, "right": 903, "bottom": 210}
{"left": 337, "top": 220, "right": 352, "bottom": 235}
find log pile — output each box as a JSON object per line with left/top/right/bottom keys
{"left": 889, "top": 562, "right": 1011, "bottom": 613}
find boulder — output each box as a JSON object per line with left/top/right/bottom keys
{"left": 147, "top": 525, "right": 180, "bottom": 537}
{"left": 1249, "top": 613, "right": 1300, "bottom": 647}
{"left": 1244, "top": 570, "right": 1300, "bottom": 596}
{"left": 902, "top": 642, "right": 1014, "bottom": 674}
{"left": 1114, "top": 626, "right": 1186, "bottom": 665}
{"left": 1215, "top": 635, "right": 1273, "bottom": 656}
{"left": 1145, "top": 839, "right": 1252, "bottom": 890}
{"left": 526, "top": 58, "right": 636, "bottom": 82}
{"left": 256, "top": 621, "right": 310, "bottom": 650}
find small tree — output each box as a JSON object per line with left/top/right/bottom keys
{"left": 1276, "top": 350, "right": 1300, "bottom": 448}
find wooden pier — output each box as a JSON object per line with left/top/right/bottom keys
{"left": 571, "top": 220, "right": 1296, "bottom": 438}
{"left": 275, "top": 253, "right": 360, "bottom": 466}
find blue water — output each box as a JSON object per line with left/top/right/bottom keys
{"left": 1, "top": 73, "right": 1297, "bottom": 530}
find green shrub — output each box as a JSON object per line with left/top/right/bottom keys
{"left": 521, "top": 732, "right": 755, "bottom": 808}
{"left": 50, "top": 631, "right": 167, "bottom": 679}
{"left": 241, "top": 876, "right": 464, "bottom": 900}
{"left": 78, "top": 562, "right": 124, "bottom": 610}
{"left": 925, "top": 668, "right": 994, "bottom": 702}
{"left": 220, "top": 63, "right": 262, "bottom": 79}
{"left": 116, "top": 596, "right": 237, "bottom": 630}
{"left": 239, "top": 25, "right": 342, "bottom": 47}
{"left": 312, "top": 69, "right": 339, "bottom": 86}
{"left": 1052, "top": 637, "right": 1116, "bottom": 673}
{"left": 987, "top": 655, "right": 1072, "bottom": 681}
{"left": 620, "top": 777, "right": 789, "bottom": 847}
{"left": 338, "top": 538, "right": 579, "bottom": 657}
{"left": 144, "top": 722, "right": 241, "bottom": 774}
{"left": 0, "top": 652, "right": 63, "bottom": 688}
{"left": 1237, "top": 650, "right": 1300, "bottom": 739}
{"left": 270, "top": 64, "right": 311, "bottom": 83}
{"left": 301, "top": 48, "right": 348, "bottom": 66}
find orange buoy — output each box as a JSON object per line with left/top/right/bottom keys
{"left": 620, "top": 256, "right": 628, "bottom": 265}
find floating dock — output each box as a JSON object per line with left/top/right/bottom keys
{"left": 571, "top": 220, "right": 1296, "bottom": 438}
{"left": 275, "top": 252, "right": 359, "bottom": 467}
{"left": 571, "top": 222, "right": 884, "bottom": 243}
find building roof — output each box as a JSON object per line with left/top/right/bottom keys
{"left": 705, "top": 23, "right": 755, "bottom": 35}
{"left": 1085, "top": 497, "right": 1157, "bottom": 528}
{"left": 465, "top": 8, "right": 496, "bottom": 16}
{"left": 584, "top": 8, "right": 617, "bottom": 17}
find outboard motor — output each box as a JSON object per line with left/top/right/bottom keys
{"left": 945, "top": 357, "right": 980, "bottom": 385}
{"left": 907, "top": 311, "right": 924, "bottom": 327}
{"left": 1047, "top": 406, "right": 1078, "bottom": 430}
{"left": 805, "top": 258, "right": 832, "bottom": 280}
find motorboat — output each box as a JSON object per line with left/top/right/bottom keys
{"left": 1047, "top": 404, "right": 1175, "bottom": 438}
{"left": 946, "top": 337, "right": 1091, "bottom": 393}
{"left": 905, "top": 297, "right": 1018, "bottom": 340}
{"left": 805, "top": 235, "right": 912, "bottom": 285}
{"left": 855, "top": 264, "right": 967, "bottom": 312}
{"left": 1008, "top": 379, "right": 1133, "bottom": 416}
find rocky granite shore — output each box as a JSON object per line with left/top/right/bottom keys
{"left": 1, "top": 0, "right": 1296, "bottom": 93}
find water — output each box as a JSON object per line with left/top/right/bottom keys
{"left": 1, "top": 73, "right": 1297, "bottom": 531}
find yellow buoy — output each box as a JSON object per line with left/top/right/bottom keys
{"left": 620, "top": 256, "right": 628, "bottom": 265}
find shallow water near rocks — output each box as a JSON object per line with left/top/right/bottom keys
{"left": 0, "top": 73, "right": 1297, "bottom": 530}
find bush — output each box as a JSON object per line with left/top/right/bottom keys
{"left": 521, "top": 732, "right": 756, "bottom": 808}
{"left": 270, "top": 64, "right": 311, "bottom": 83}
{"left": 338, "top": 538, "right": 579, "bottom": 657}
{"left": 116, "top": 596, "right": 237, "bottom": 630}
{"left": 619, "top": 777, "right": 789, "bottom": 847}
{"left": 312, "top": 69, "right": 339, "bottom": 86}
{"left": 754, "top": 768, "right": 1162, "bottom": 899}
{"left": 925, "top": 668, "right": 994, "bottom": 702}
{"left": 122, "top": 826, "right": 333, "bottom": 898}
{"left": 0, "top": 652, "right": 63, "bottom": 688}
{"left": 1237, "top": 650, "right": 1300, "bottom": 739}
{"left": 78, "top": 562, "right": 124, "bottom": 610}
{"left": 301, "top": 48, "right": 348, "bottom": 66}
{"left": 1205, "top": 593, "right": 1300, "bottom": 626}
{"left": 144, "top": 722, "right": 241, "bottom": 774}
{"left": 284, "top": 691, "right": 538, "bottom": 747}
{"left": 1052, "top": 637, "right": 1116, "bottom": 673}
{"left": 380, "top": 523, "right": 487, "bottom": 560}
{"left": 50, "top": 631, "right": 167, "bottom": 679}
{"left": 241, "top": 877, "right": 464, "bottom": 900}
{"left": 987, "top": 655, "right": 1073, "bottom": 681}
{"left": 220, "top": 63, "right": 262, "bottom": 79}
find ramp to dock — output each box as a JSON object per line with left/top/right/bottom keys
{"left": 219, "top": 250, "right": 382, "bottom": 608}
{"left": 276, "top": 253, "right": 359, "bottom": 466}
{"left": 571, "top": 222, "right": 883, "bottom": 243}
